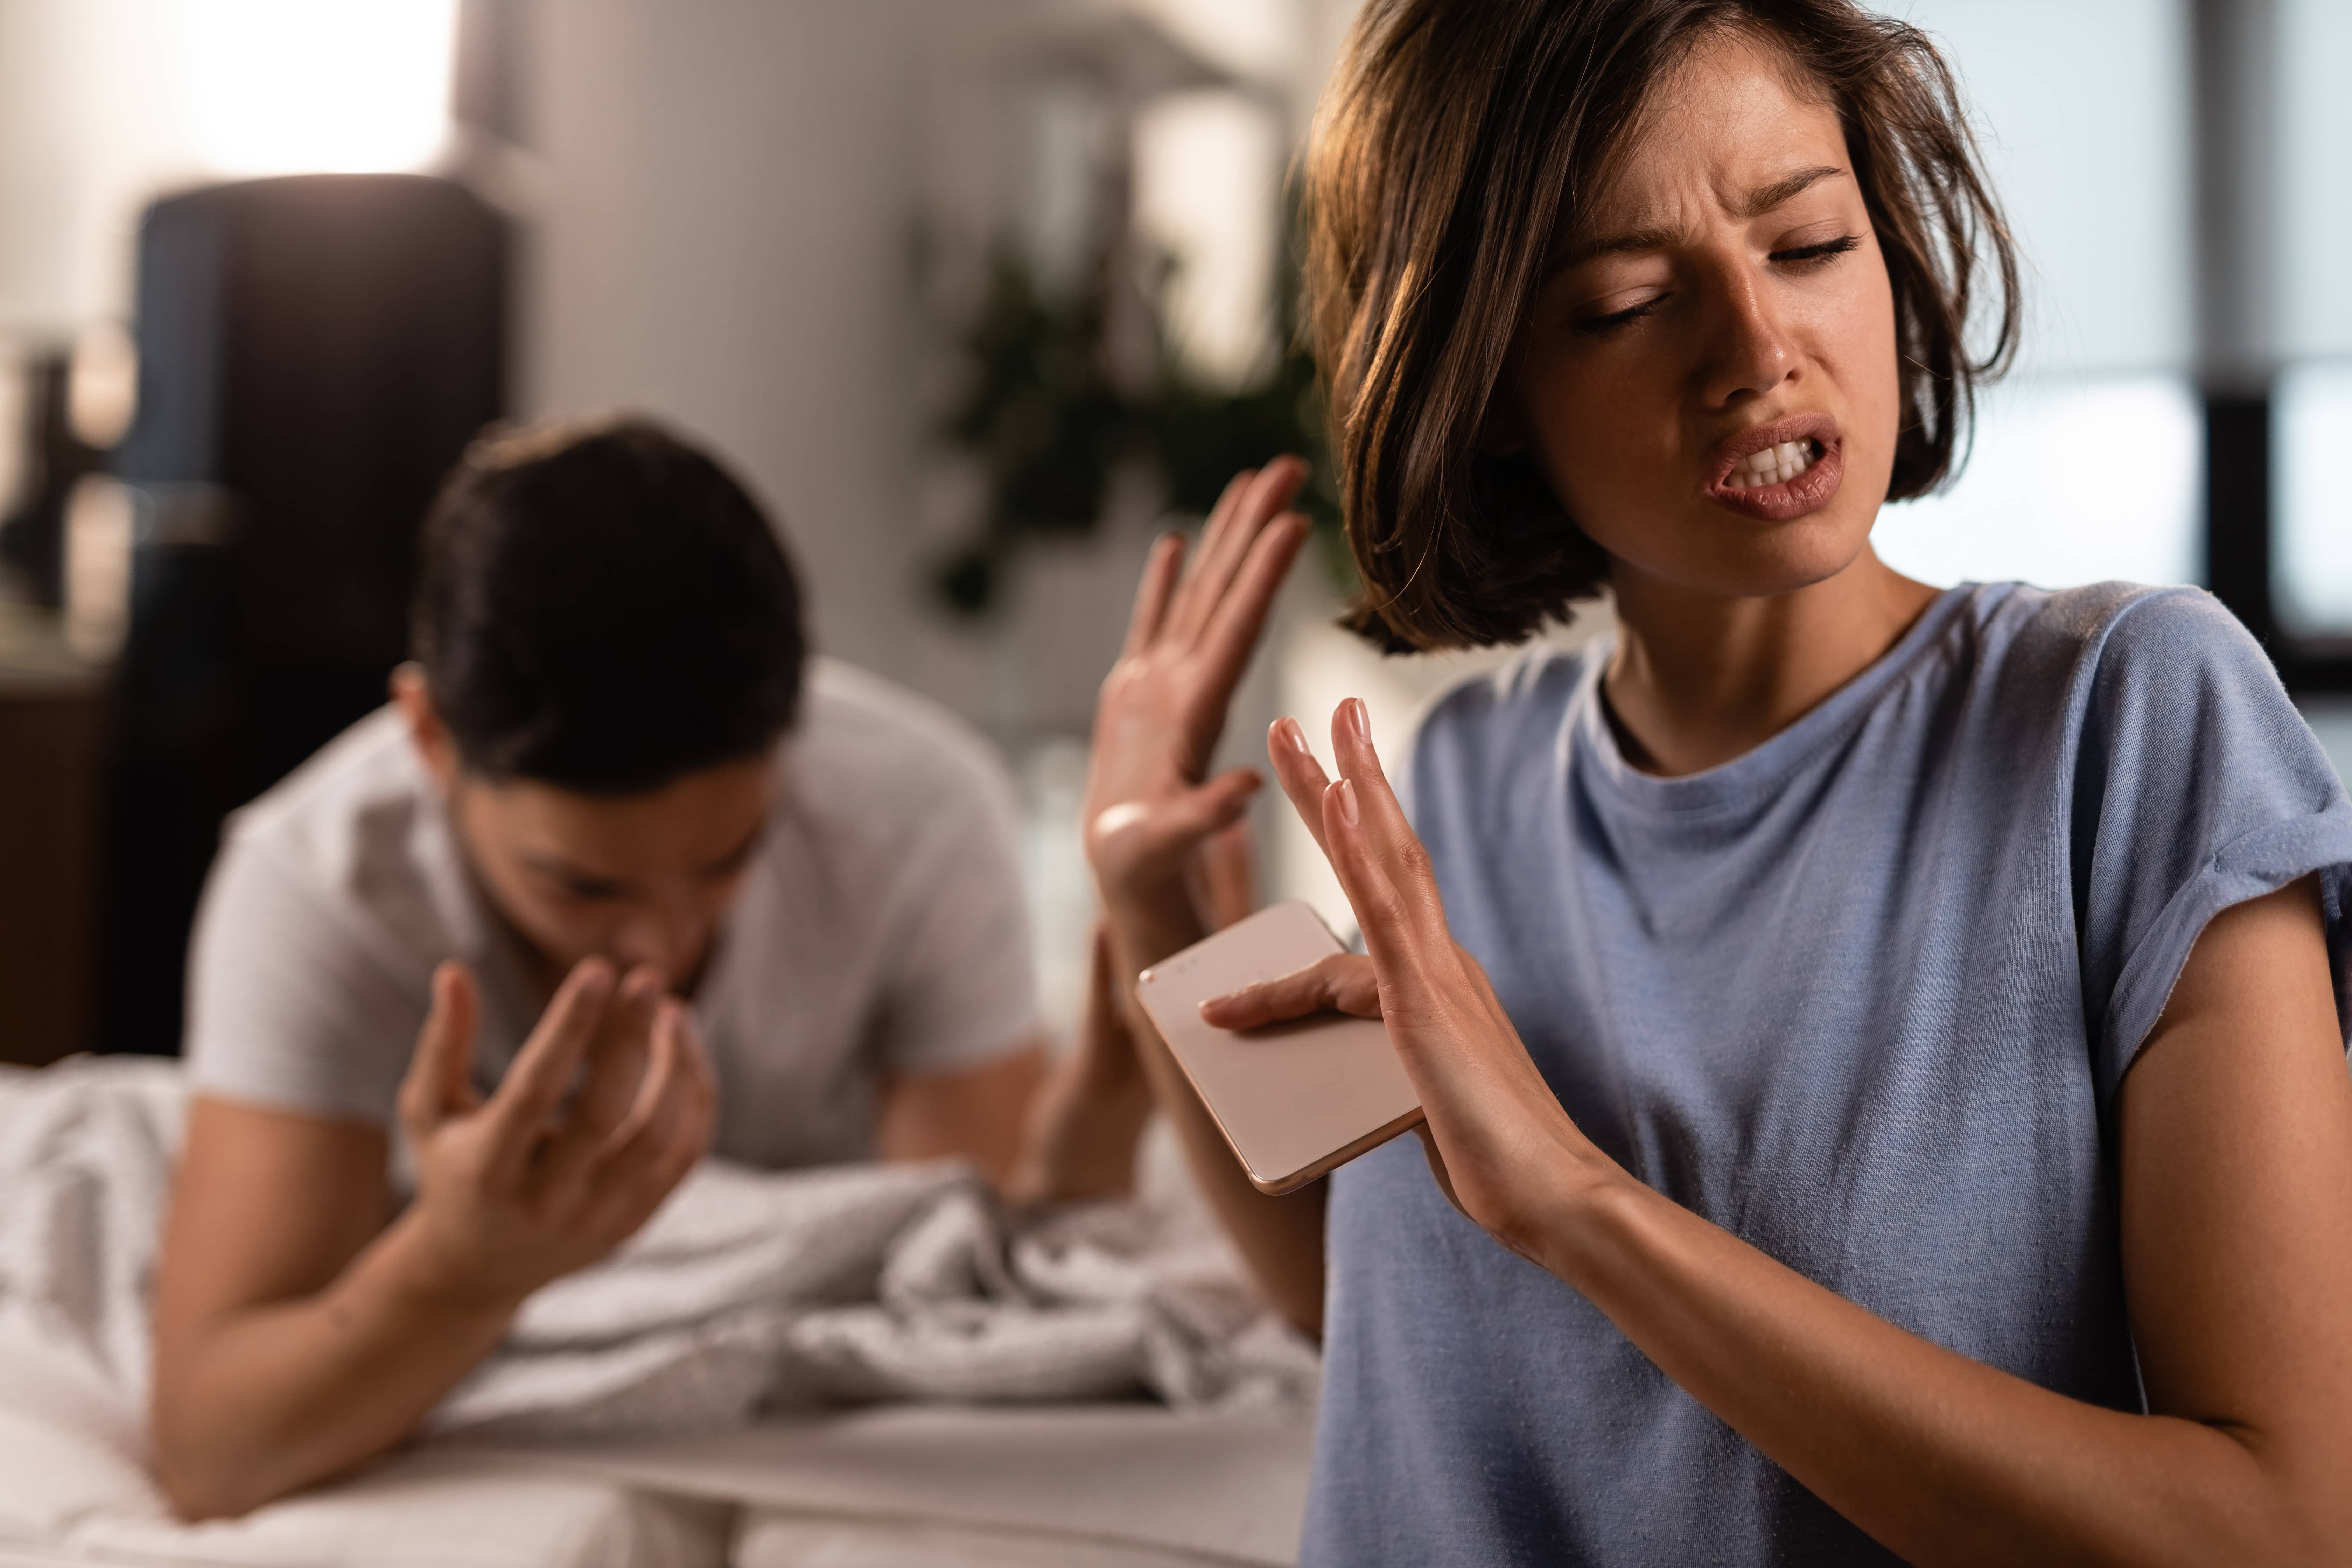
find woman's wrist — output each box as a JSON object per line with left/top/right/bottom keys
{"left": 1065, "top": 1023, "right": 1153, "bottom": 1098}
{"left": 1091, "top": 859, "right": 1191, "bottom": 926}
{"left": 1522, "top": 1144, "right": 1653, "bottom": 1290}
{"left": 1095, "top": 882, "right": 1210, "bottom": 974}
{"left": 1010, "top": 1078, "right": 1153, "bottom": 1208}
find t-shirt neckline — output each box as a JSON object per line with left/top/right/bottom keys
{"left": 1570, "top": 582, "right": 1988, "bottom": 814}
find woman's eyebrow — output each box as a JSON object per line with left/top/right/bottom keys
{"left": 1556, "top": 223, "right": 1682, "bottom": 270}
{"left": 1738, "top": 164, "right": 1847, "bottom": 217}
{"left": 1554, "top": 165, "right": 1850, "bottom": 271}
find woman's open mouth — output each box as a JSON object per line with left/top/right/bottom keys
{"left": 1704, "top": 415, "right": 1843, "bottom": 521}
{"left": 1722, "top": 438, "right": 1822, "bottom": 489}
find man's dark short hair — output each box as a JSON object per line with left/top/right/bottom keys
{"left": 411, "top": 416, "right": 807, "bottom": 794}
{"left": 1303, "top": 0, "right": 2021, "bottom": 652}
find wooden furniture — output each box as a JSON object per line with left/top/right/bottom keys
{"left": 0, "top": 603, "right": 103, "bottom": 1066}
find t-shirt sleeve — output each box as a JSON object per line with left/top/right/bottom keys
{"left": 868, "top": 743, "right": 1041, "bottom": 1077}
{"left": 183, "top": 827, "right": 425, "bottom": 1126}
{"left": 2078, "top": 588, "right": 2352, "bottom": 1103}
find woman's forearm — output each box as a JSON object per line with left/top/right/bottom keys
{"left": 149, "top": 1211, "right": 519, "bottom": 1520}
{"left": 1543, "top": 1168, "right": 2310, "bottom": 1566}
{"left": 1008, "top": 1045, "right": 1155, "bottom": 1205}
{"left": 1127, "top": 982, "right": 1329, "bottom": 1337}
{"left": 1102, "top": 893, "right": 1328, "bottom": 1338}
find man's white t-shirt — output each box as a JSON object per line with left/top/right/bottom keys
{"left": 183, "top": 660, "right": 1039, "bottom": 1169}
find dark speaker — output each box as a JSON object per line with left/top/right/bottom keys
{"left": 101, "top": 173, "right": 508, "bottom": 1055}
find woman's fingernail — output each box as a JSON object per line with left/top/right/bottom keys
{"left": 1278, "top": 716, "right": 1307, "bottom": 752}
{"left": 1336, "top": 778, "right": 1360, "bottom": 826}
{"left": 1344, "top": 698, "right": 1369, "bottom": 741}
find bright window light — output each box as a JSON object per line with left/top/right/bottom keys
{"left": 2301, "top": 699, "right": 2352, "bottom": 789}
{"left": 1872, "top": 374, "right": 2203, "bottom": 592}
{"left": 1883, "top": 0, "right": 2194, "bottom": 377}
{"left": 2274, "top": 362, "right": 2352, "bottom": 636}
{"left": 2277, "top": 0, "right": 2352, "bottom": 359}
{"left": 1133, "top": 90, "right": 1280, "bottom": 392}
{"left": 183, "top": 0, "right": 459, "bottom": 177}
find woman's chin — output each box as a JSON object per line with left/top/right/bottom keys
{"left": 1609, "top": 513, "right": 1878, "bottom": 603}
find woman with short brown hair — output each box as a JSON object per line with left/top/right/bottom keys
{"left": 1079, "top": 0, "right": 2352, "bottom": 1561}
{"left": 1306, "top": 0, "right": 2014, "bottom": 656}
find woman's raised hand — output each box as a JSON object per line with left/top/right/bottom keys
{"left": 395, "top": 956, "right": 716, "bottom": 1307}
{"left": 1084, "top": 460, "right": 1310, "bottom": 914}
{"left": 1235, "top": 700, "right": 1615, "bottom": 1262}
{"left": 1081, "top": 484, "right": 1327, "bottom": 1333}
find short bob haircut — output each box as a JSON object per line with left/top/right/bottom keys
{"left": 1304, "top": 0, "right": 2020, "bottom": 652}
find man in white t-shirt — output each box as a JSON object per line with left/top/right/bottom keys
{"left": 148, "top": 418, "right": 1154, "bottom": 1519}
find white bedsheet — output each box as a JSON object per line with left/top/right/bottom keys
{"left": 0, "top": 1307, "right": 731, "bottom": 1568}
{"left": 468, "top": 1404, "right": 1312, "bottom": 1566}
{"left": 0, "top": 1056, "right": 1315, "bottom": 1441}
{"left": 0, "top": 1057, "right": 1318, "bottom": 1565}
{"left": 0, "top": 1303, "right": 1315, "bottom": 1566}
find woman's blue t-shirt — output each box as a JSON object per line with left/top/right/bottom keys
{"left": 1302, "top": 582, "right": 2352, "bottom": 1566}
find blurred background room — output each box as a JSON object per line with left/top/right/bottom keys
{"left": 1, "top": 0, "right": 2346, "bottom": 1069}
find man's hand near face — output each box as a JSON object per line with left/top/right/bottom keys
{"left": 148, "top": 958, "right": 712, "bottom": 1521}
{"left": 397, "top": 958, "right": 714, "bottom": 1304}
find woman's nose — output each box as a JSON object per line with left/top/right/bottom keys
{"left": 1698, "top": 268, "right": 1798, "bottom": 410}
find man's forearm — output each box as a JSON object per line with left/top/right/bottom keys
{"left": 149, "top": 1211, "right": 519, "bottom": 1520}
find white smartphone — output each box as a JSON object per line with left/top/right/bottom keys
{"left": 1135, "top": 901, "right": 1424, "bottom": 1196}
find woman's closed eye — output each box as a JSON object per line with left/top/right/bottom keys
{"left": 1768, "top": 233, "right": 1862, "bottom": 268}
{"left": 1575, "top": 293, "right": 1669, "bottom": 337}
{"left": 1569, "top": 232, "right": 1861, "bottom": 336}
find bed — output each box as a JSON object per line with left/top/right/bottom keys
{"left": 0, "top": 1057, "right": 1314, "bottom": 1567}
{"left": 0, "top": 1318, "right": 1311, "bottom": 1566}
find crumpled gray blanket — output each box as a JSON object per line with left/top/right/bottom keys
{"left": 0, "top": 1056, "right": 1317, "bottom": 1443}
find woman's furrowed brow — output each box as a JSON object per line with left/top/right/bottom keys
{"left": 1554, "top": 165, "right": 1850, "bottom": 273}
{"left": 1736, "top": 164, "right": 1848, "bottom": 218}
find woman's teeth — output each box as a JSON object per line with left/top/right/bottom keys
{"left": 1723, "top": 439, "right": 1818, "bottom": 490}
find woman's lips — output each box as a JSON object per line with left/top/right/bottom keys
{"left": 1704, "top": 414, "right": 1843, "bottom": 522}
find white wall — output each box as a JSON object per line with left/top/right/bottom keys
{"left": 1869, "top": 0, "right": 2204, "bottom": 592}
{"left": 517, "top": 0, "right": 1361, "bottom": 737}
{"left": 1882, "top": 0, "right": 2194, "bottom": 379}
{"left": 2275, "top": 0, "right": 2352, "bottom": 362}
{"left": 522, "top": 0, "right": 948, "bottom": 697}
